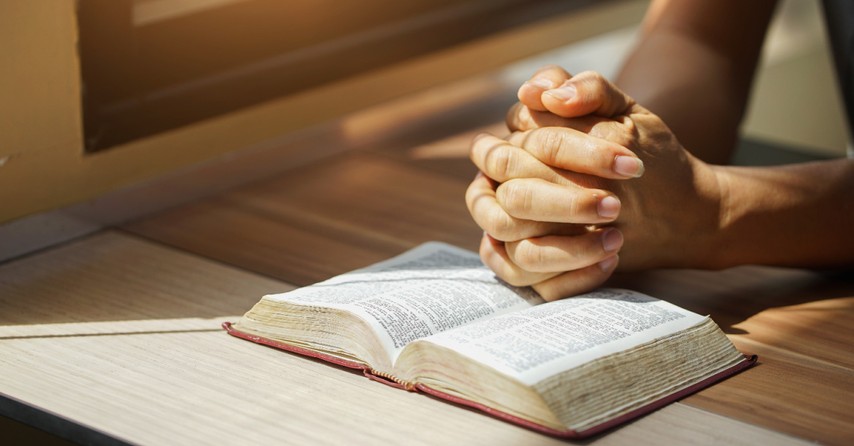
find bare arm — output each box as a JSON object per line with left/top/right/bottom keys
{"left": 710, "top": 159, "right": 854, "bottom": 269}
{"left": 479, "top": 73, "right": 853, "bottom": 299}
{"left": 616, "top": 0, "right": 778, "bottom": 164}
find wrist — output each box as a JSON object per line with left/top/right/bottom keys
{"left": 683, "top": 161, "right": 733, "bottom": 270}
{"left": 701, "top": 160, "right": 854, "bottom": 269}
{"left": 704, "top": 164, "right": 743, "bottom": 269}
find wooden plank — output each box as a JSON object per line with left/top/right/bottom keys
{"left": 731, "top": 294, "right": 854, "bottom": 369}
{"left": 117, "top": 121, "right": 854, "bottom": 445}
{"left": 124, "top": 152, "right": 483, "bottom": 285}
{"left": 600, "top": 404, "right": 808, "bottom": 446}
{"left": 350, "top": 74, "right": 512, "bottom": 181}
{"left": 0, "top": 329, "right": 809, "bottom": 446}
{"left": 0, "top": 230, "right": 809, "bottom": 445}
{"left": 612, "top": 267, "right": 854, "bottom": 445}
{"left": 368, "top": 119, "right": 506, "bottom": 181}
{"left": 612, "top": 267, "right": 854, "bottom": 367}
{"left": 224, "top": 153, "right": 480, "bottom": 248}
{"left": 124, "top": 196, "right": 407, "bottom": 286}
{"left": 683, "top": 337, "right": 854, "bottom": 446}
{"left": 0, "top": 231, "right": 283, "bottom": 326}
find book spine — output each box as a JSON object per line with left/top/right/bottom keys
{"left": 363, "top": 370, "right": 415, "bottom": 391}
{"left": 414, "top": 383, "right": 581, "bottom": 438}
{"left": 222, "top": 322, "right": 369, "bottom": 371}
{"left": 223, "top": 322, "right": 416, "bottom": 390}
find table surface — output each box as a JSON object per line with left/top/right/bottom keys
{"left": 2, "top": 59, "right": 853, "bottom": 445}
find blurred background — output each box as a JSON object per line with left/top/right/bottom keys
{"left": 77, "top": 0, "right": 601, "bottom": 151}
{"left": 0, "top": 0, "right": 849, "bottom": 249}
{"left": 3, "top": 3, "right": 852, "bottom": 443}
{"left": 72, "top": 0, "right": 849, "bottom": 154}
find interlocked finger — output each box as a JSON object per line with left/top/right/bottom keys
{"left": 478, "top": 233, "right": 560, "bottom": 287}
{"left": 516, "top": 65, "right": 572, "bottom": 112}
{"left": 495, "top": 178, "right": 621, "bottom": 224}
{"left": 466, "top": 173, "right": 569, "bottom": 242}
{"left": 470, "top": 133, "right": 567, "bottom": 185}
{"left": 504, "top": 228, "right": 623, "bottom": 273}
{"left": 531, "top": 254, "right": 619, "bottom": 301}
{"left": 507, "top": 128, "right": 644, "bottom": 180}
{"left": 541, "top": 70, "right": 636, "bottom": 118}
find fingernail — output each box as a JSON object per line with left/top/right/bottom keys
{"left": 544, "top": 84, "right": 576, "bottom": 102}
{"left": 526, "top": 77, "right": 554, "bottom": 89}
{"left": 597, "top": 195, "right": 621, "bottom": 219}
{"left": 601, "top": 228, "right": 624, "bottom": 253}
{"left": 614, "top": 156, "right": 645, "bottom": 178}
{"left": 598, "top": 255, "right": 619, "bottom": 272}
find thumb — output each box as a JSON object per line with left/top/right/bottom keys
{"left": 517, "top": 65, "right": 572, "bottom": 112}
{"left": 541, "top": 71, "right": 635, "bottom": 118}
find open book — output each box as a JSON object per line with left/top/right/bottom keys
{"left": 225, "top": 242, "right": 755, "bottom": 438}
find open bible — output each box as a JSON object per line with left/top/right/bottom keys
{"left": 224, "top": 242, "right": 755, "bottom": 438}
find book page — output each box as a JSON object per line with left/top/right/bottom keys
{"left": 264, "top": 242, "right": 542, "bottom": 362}
{"left": 420, "top": 289, "right": 707, "bottom": 385}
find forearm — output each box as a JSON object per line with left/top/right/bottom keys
{"left": 617, "top": 33, "right": 746, "bottom": 164}
{"left": 615, "top": 0, "right": 777, "bottom": 164}
{"left": 708, "top": 159, "right": 854, "bottom": 268}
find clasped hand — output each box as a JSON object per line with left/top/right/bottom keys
{"left": 466, "top": 66, "right": 724, "bottom": 300}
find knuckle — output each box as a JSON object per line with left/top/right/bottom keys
{"left": 465, "top": 178, "right": 493, "bottom": 216}
{"left": 594, "top": 124, "right": 634, "bottom": 151}
{"left": 502, "top": 272, "right": 534, "bottom": 287}
{"left": 497, "top": 180, "right": 534, "bottom": 216}
{"left": 565, "top": 192, "right": 584, "bottom": 220}
{"left": 612, "top": 131, "right": 634, "bottom": 150}
{"left": 530, "top": 129, "right": 565, "bottom": 166}
{"left": 618, "top": 116, "right": 640, "bottom": 145}
{"left": 464, "top": 179, "right": 480, "bottom": 209}
{"left": 536, "top": 64, "right": 569, "bottom": 78}
{"left": 485, "top": 206, "right": 518, "bottom": 241}
{"left": 502, "top": 269, "right": 539, "bottom": 287}
{"left": 469, "top": 135, "right": 491, "bottom": 162}
{"left": 510, "top": 241, "right": 545, "bottom": 271}
{"left": 482, "top": 245, "right": 534, "bottom": 287}
{"left": 577, "top": 70, "right": 607, "bottom": 87}
{"left": 507, "top": 103, "right": 533, "bottom": 131}
{"left": 589, "top": 71, "right": 608, "bottom": 84}
{"left": 483, "top": 146, "right": 514, "bottom": 179}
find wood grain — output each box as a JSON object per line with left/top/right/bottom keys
{"left": 119, "top": 84, "right": 854, "bottom": 445}
{"left": 0, "top": 231, "right": 281, "bottom": 326}
{"left": 0, "top": 328, "right": 808, "bottom": 446}
{"left": 685, "top": 337, "right": 854, "bottom": 445}
{"left": 125, "top": 152, "right": 483, "bottom": 285}
{"left": 613, "top": 267, "right": 854, "bottom": 445}
{"left": 0, "top": 231, "right": 812, "bottom": 445}
{"left": 7, "top": 11, "right": 852, "bottom": 440}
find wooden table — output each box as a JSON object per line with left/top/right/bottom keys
{"left": 2, "top": 66, "right": 853, "bottom": 445}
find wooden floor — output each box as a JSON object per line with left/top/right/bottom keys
{"left": 2, "top": 73, "right": 853, "bottom": 445}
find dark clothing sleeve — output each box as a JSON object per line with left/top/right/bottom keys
{"left": 822, "top": 0, "right": 854, "bottom": 138}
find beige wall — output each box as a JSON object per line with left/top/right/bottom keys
{"left": 0, "top": 1, "right": 83, "bottom": 175}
